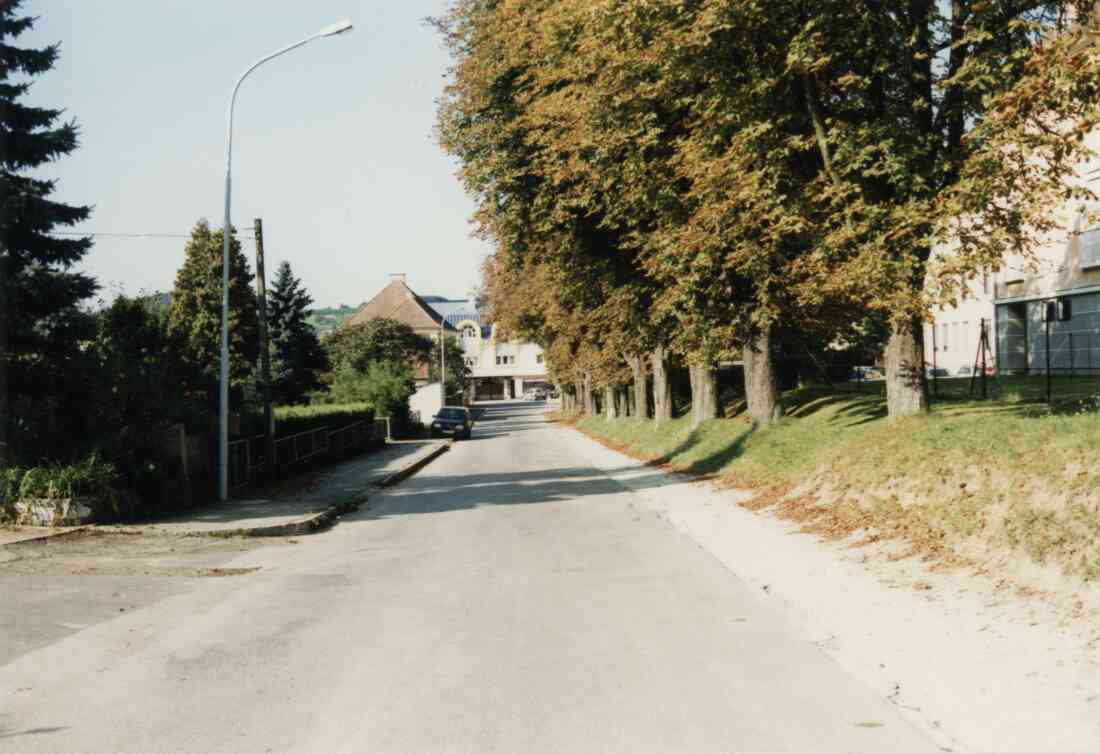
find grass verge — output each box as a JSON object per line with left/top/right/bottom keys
{"left": 576, "top": 385, "right": 1100, "bottom": 582}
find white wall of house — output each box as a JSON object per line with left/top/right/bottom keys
{"left": 409, "top": 382, "right": 444, "bottom": 422}
{"left": 456, "top": 320, "right": 548, "bottom": 382}
{"left": 926, "top": 129, "right": 1100, "bottom": 376}
{"left": 924, "top": 273, "right": 996, "bottom": 375}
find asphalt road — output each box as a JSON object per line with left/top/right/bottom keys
{"left": 1, "top": 402, "right": 936, "bottom": 753}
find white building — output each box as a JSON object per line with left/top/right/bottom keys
{"left": 426, "top": 299, "right": 550, "bottom": 400}
{"left": 927, "top": 128, "right": 1100, "bottom": 377}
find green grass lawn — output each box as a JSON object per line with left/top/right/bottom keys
{"left": 576, "top": 382, "right": 1100, "bottom": 581}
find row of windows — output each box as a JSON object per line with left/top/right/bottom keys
{"left": 463, "top": 353, "right": 545, "bottom": 367}
{"left": 935, "top": 321, "right": 969, "bottom": 353}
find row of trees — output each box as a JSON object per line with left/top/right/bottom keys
{"left": 435, "top": 0, "right": 1100, "bottom": 426}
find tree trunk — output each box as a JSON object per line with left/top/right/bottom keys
{"left": 582, "top": 372, "right": 595, "bottom": 415}
{"left": 689, "top": 362, "right": 718, "bottom": 429}
{"left": 625, "top": 353, "right": 647, "bottom": 419}
{"left": 651, "top": 345, "right": 672, "bottom": 426}
{"left": 884, "top": 317, "right": 929, "bottom": 418}
{"left": 605, "top": 385, "right": 617, "bottom": 420}
{"left": 743, "top": 326, "right": 783, "bottom": 428}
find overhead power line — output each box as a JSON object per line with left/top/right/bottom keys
{"left": 48, "top": 231, "right": 255, "bottom": 239}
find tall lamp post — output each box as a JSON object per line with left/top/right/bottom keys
{"left": 219, "top": 19, "right": 353, "bottom": 502}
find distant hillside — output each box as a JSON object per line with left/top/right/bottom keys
{"left": 308, "top": 304, "right": 357, "bottom": 336}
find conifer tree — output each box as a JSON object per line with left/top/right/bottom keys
{"left": 266, "top": 260, "right": 328, "bottom": 405}
{"left": 167, "top": 220, "right": 259, "bottom": 405}
{"left": 1, "top": 0, "right": 97, "bottom": 464}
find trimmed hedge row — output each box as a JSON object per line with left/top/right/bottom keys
{"left": 273, "top": 403, "right": 375, "bottom": 438}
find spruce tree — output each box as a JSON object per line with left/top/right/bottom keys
{"left": 167, "top": 219, "right": 259, "bottom": 406}
{"left": 267, "top": 261, "right": 328, "bottom": 405}
{"left": 1, "top": 0, "right": 97, "bottom": 464}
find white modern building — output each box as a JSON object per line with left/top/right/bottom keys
{"left": 344, "top": 274, "right": 550, "bottom": 401}
{"left": 927, "top": 128, "right": 1100, "bottom": 377}
{"left": 425, "top": 298, "right": 551, "bottom": 400}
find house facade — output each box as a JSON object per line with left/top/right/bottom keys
{"left": 423, "top": 298, "right": 551, "bottom": 401}
{"left": 345, "top": 274, "right": 456, "bottom": 384}
{"left": 345, "top": 274, "right": 550, "bottom": 400}
{"left": 926, "top": 129, "right": 1100, "bottom": 377}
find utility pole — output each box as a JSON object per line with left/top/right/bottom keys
{"left": 440, "top": 319, "right": 447, "bottom": 407}
{"left": 253, "top": 218, "right": 276, "bottom": 475}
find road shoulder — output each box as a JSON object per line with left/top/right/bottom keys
{"left": 557, "top": 420, "right": 1100, "bottom": 752}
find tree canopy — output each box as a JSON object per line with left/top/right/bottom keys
{"left": 166, "top": 219, "right": 260, "bottom": 403}
{"left": 436, "top": 0, "right": 1100, "bottom": 422}
{"left": 1, "top": 0, "right": 97, "bottom": 462}
{"left": 267, "top": 261, "right": 329, "bottom": 405}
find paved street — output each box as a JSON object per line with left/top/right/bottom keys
{"left": 1, "top": 402, "right": 936, "bottom": 753}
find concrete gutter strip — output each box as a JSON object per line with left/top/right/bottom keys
{"left": 0, "top": 441, "right": 451, "bottom": 544}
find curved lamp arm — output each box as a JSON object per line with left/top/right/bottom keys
{"left": 217, "top": 18, "right": 352, "bottom": 502}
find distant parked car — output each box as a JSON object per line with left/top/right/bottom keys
{"left": 430, "top": 406, "right": 472, "bottom": 439}
{"left": 523, "top": 388, "right": 547, "bottom": 401}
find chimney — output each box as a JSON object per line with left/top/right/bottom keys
{"left": 389, "top": 273, "right": 407, "bottom": 284}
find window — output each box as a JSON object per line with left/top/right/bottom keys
{"left": 1081, "top": 227, "right": 1100, "bottom": 269}
{"left": 464, "top": 356, "right": 476, "bottom": 368}
{"left": 536, "top": 354, "right": 544, "bottom": 364}
{"left": 461, "top": 325, "right": 477, "bottom": 339}
{"left": 495, "top": 355, "right": 514, "bottom": 366}
{"left": 941, "top": 323, "right": 949, "bottom": 352}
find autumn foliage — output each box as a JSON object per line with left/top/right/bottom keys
{"left": 435, "top": 0, "right": 1100, "bottom": 423}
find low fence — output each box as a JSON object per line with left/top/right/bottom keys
{"left": 227, "top": 417, "right": 389, "bottom": 490}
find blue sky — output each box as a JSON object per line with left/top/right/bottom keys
{"left": 24, "top": 1, "right": 488, "bottom": 307}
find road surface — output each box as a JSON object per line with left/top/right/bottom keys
{"left": 1, "top": 402, "right": 936, "bottom": 753}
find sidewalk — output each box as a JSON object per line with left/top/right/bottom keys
{"left": 105, "top": 440, "right": 449, "bottom": 538}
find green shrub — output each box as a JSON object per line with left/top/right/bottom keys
{"left": 1, "top": 454, "right": 123, "bottom": 522}
{"left": 14, "top": 453, "right": 119, "bottom": 500}
{"left": 359, "top": 361, "right": 415, "bottom": 418}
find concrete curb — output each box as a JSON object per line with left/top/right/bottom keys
{"left": 1, "top": 442, "right": 452, "bottom": 543}
{"left": 225, "top": 441, "right": 449, "bottom": 537}
{"left": 175, "top": 441, "right": 450, "bottom": 538}
{"left": 0, "top": 525, "right": 93, "bottom": 549}
{"left": 372, "top": 441, "right": 450, "bottom": 489}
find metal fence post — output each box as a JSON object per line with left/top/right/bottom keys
{"left": 1045, "top": 316, "right": 1052, "bottom": 404}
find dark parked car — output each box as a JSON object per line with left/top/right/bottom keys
{"left": 430, "top": 406, "right": 472, "bottom": 439}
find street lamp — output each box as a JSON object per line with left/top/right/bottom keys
{"left": 218, "top": 19, "right": 353, "bottom": 501}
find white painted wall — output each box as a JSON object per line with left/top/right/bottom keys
{"left": 409, "top": 382, "right": 444, "bottom": 423}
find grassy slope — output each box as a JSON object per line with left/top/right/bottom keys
{"left": 576, "top": 383, "right": 1100, "bottom": 581}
